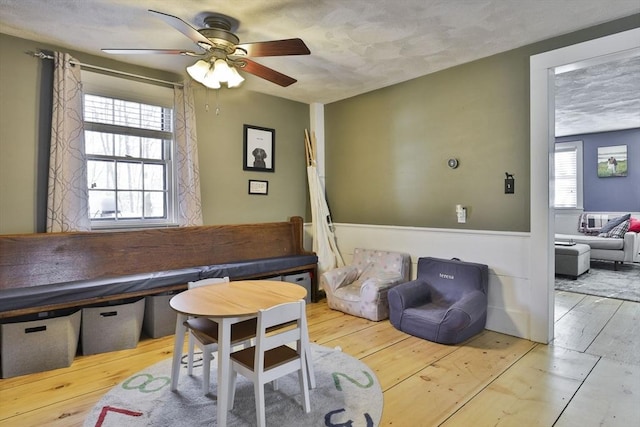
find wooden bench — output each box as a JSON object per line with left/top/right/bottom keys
{"left": 0, "top": 217, "right": 318, "bottom": 318}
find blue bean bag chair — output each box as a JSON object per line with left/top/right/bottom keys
{"left": 388, "top": 257, "right": 489, "bottom": 344}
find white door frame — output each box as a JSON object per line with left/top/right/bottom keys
{"left": 529, "top": 28, "right": 640, "bottom": 343}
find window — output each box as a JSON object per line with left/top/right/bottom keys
{"left": 554, "top": 140, "right": 583, "bottom": 209}
{"left": 82, "top": 72, "right": 176, "bottom": 228}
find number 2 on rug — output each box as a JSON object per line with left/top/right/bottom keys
{"left": 332, "top": 370, "right": 374, "bottom": 391}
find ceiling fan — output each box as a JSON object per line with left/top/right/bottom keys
{"left": 103, "top": 10, "right": 310, "bottom": 88}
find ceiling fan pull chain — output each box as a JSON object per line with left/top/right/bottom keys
{"left": 215, "top": 89, "right": 221, "bottom": 116}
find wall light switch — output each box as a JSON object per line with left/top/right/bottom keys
{"left": 505, "top": 173, "right": 515, "bottom": 194}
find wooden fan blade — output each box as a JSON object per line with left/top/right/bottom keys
{"left": 236, "top": 38, "right": 310, "bottom": 57}
{"left": 148, "top": 9, "right": 212, "bottom": 48}
{"left": 102, "top": 49, "right": 201, "bottom": 56}
{"left": 239, "top": 58, "right": 297, "bottom": 87}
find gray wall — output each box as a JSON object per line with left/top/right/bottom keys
{"left": 0, "top": 33, "right": 310, "bottom": 234}
{"left": 324, "top": 15, "right": 640, "bottom": 232}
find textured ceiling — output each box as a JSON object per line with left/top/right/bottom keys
{"left": 1, "top": 0, "right": 639, "bottom": 136}
{"left": 555, "top": 55, "right": 640, "bottom": 136}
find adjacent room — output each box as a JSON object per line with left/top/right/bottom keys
{"left": 553, "top": 55, "right": 640, "bottom": 299}
{"left": 1, "top": 1, "right": 639, "bottom": 426}
{"left": 552, "top": 55, "right": 640, "bottom": 323}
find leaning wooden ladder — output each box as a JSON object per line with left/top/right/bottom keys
{"left": 303, "top": 129, "right": 344, "bottom": 275}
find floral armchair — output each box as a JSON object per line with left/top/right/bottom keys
{"left": 321, "top": 248, "right": 411, "bottom": 321}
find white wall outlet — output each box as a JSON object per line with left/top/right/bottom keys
{"left": 456, "top": 205, "right": 467, "bottom": 223}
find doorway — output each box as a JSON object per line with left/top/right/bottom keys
{"left": 529, "top": 28, "right": 640, "bottom": 344}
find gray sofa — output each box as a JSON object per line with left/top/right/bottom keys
{"left": 555, "top": 232, "right": 638, "bottom": 265}
{"left": 554, "top": 212, "right": 640, "bottom": 267}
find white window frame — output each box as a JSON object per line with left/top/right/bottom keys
{"left": 554, "top": 140, "right": 583, "bottom": 210}
{"left": 82, "top": 71, "right": 178, "bottom": 229}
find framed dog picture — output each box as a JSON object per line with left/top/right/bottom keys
{"left": 243, "top": 124, "right": 275, "bottom": 172}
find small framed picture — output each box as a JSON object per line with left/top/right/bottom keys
{"left": 597, "top": 145, "right": 627, "bottom": 177}
{"left": 243, "top": 124, "right": 275, "bottom": 172}
{"left": 248, "top": 179, "right": 268, "bottom": 195}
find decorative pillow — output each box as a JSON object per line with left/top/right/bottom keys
{"left": 598, "top": 214, "right": 631, "bottom": 234}
{"left": 629, "top": 218, "right": 640, "bottom": 233}
{"left": 578, "top": 213, "right": 610, "bottom": 234}
{"left": 598, "top": 219, "right": 630, "bottom": 238}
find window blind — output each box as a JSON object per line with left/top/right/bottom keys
{"left": 554, "top": 140, "right": 583, "bottom": 209}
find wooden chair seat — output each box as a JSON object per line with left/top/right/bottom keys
{"left": 227, "top": 300, "right": 311, "bottom": 427}
{"left": 184, "top": 317, "right": 257, "bottom": 346}
{"left": 230, "top": 345, "right": 299, "bottom": 371}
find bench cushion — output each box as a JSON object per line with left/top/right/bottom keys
{"left": 199, "top": 255, "right": 318, "bottom": 279}
{"left": 0, "top": 268, "right": 202, "bottom": 313}
{"left": 0, "top": 255, "right": 318, "bottom": 314}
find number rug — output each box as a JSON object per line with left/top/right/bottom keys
{"left": 83, "top": 344, "right": 382, "bottom": 427}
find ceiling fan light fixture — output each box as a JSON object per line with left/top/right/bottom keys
{"left": 187, "top": 58, "right": 242, "bottom": 89}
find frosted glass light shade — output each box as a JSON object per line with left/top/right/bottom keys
{"left": 227, "top": 66, "right": 245, "bottom": 88}
{"left": 186, "top": 60, "right": 211, "bottom": 82}
{"left": 201, "top": 73, "right": 222, "bottom": 89}
{"left": 211, "top": 59, "right": 232, "bottom": 82}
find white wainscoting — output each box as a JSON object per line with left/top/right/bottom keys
{"left": 305, "top": 222, "right": 536, "bottom": 341}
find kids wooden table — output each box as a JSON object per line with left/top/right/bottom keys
{"left": 169, "top": 280, "right": 307, "bottom": 427}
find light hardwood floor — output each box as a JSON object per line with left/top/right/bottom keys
{"left": 1, "top": 291, "right": 639, "bottom": 426}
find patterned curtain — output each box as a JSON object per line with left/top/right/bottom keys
{"left": 46, "top": 52, "right": 90, "bottom": 232}
{"left": 174, "top": 79, "right": 203, "bottom": 226}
